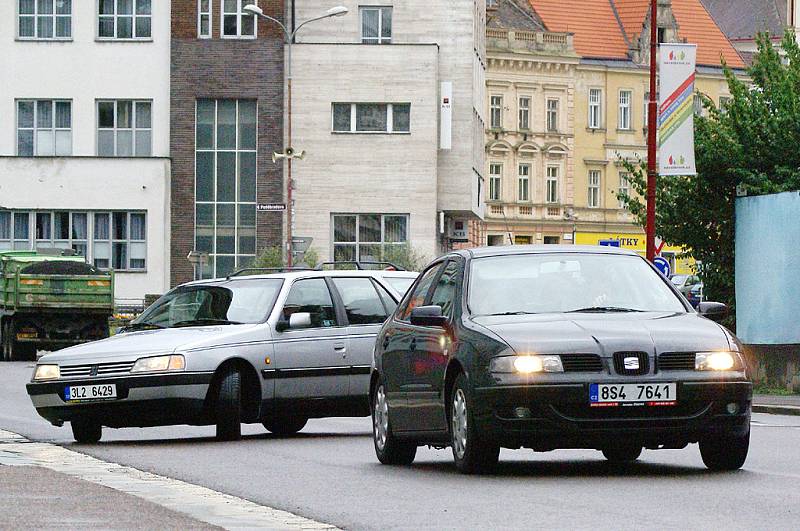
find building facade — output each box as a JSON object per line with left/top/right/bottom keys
{"left": 288, "top": 0, "right": 487, "bottom": 264}
{"left": 1, "top": 0, "right": 171, "bottom": 302}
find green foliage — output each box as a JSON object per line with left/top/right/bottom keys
{"left": 300, "top": 248, "right": 319, "bottom": 269}
{"left": 617, "top": 30, "right": 800, "bottom": 330}
{"left": 249, "top": 246, "right": 284, "bottom": 269}
{"left": 381, "top": 244, "right": 430, "bottom": 272}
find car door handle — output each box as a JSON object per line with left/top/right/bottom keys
{"left": 333, "top": 343, "right": 346, "bottom": 352}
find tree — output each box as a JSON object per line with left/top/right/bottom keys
{"left": 618, "top": 31, "right": 800, "bottom": 329}
{"left": 249, "top": 247, "right": 320, "bottom": 269}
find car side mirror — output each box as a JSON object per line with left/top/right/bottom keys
{"left": 410, "top": 305, "right": 448, "bottom": 328}
{"left": 288, "top": 312, "right": 312, "bottom": 329}
{"left": 698, "top": 302, "right": 727, "bottom": 322}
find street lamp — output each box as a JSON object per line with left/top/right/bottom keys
{"left": 243, "top": 3, "right": 348, "bottom": 266}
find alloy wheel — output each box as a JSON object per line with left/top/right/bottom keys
{"left": 374, "top": 386, "right": 389, "bottom": 451}
{"left": 452, "top": 388, "right": 468, "bottom": 459}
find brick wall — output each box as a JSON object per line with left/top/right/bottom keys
{"left": 170, "top": 0, "right": 285, "bottom": 286}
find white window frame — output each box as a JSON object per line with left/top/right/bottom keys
{"left": 588, "top": 169, "right": 601, "bottom": 208}
{"left": 490, "top": 95, "right": 503, "bottom": 129}
{"left": 16, "top": 99, "right": 72, "bottom": 157}
{"left": 619, "top": 172, "right": 630, "bottom": 208}
{"left": 17, "top": 0, "right": 72, "bottom": 40}
{"left": 198, "top": 0, "right": 212, "bottom": 38}
{"left": 588, "top": 88, "right": 601, "bottom": 129}
{"left": 546, "top": 165, "right": 559, "bottom": 203}
{"left": 518, "top": 164, "right": 530, "bottom": 202}
{"left": 360, "top": 6, "right": 392, "bottom": 44}
{"left": 331, "top": 213, "right": 409, "bottom": 262}
{"left": 488, "top": 163, "right": 502, "bottom": 201}
{"left": 96, "top": 99, "right": 153, "bottom": 157}
{"left": 97, "top": 0, "right": 152, "bottom": 40}
{"left": 518, "top": 96, "right": 530, "bottom": 130}
{"left": 220, "top": 0, "right": 256, "bottom": 39}
{"left": 546, "top": 98, "right": 559, "bottom": 132}
{"left": 331, "top": 103, "right": 410, "bottom": 134}
{"left": 618, "top": 89, "right": 632, "bottom": 130}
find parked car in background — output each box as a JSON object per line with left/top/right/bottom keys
{"left": 670, "top": 273, "right": 701, "bottom": 296}
{"left": 371, "top": 246, "right": 751, "bottom": 474}
{"left": 27, "top": 266, "right": 416, "bottom": 443}
{"left": 686, "top": 283, "right": 704, "bottom": 308}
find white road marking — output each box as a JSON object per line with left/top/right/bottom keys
{"left": 0, "top": 429, "right": 338, "bottom": 530}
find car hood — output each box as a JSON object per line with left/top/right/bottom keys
{"left": 470, "top": 312, "right": 730, "bottom": 356}
{"left": 39, "top": 324, "right": 264, "bottom": 364}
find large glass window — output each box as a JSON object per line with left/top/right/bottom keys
{"left": 488, "top": 163, "right": 502, "bottom": 201}
{"left": 97, "top": 100, "right": 152, "bottom": 156}
{"left": 618, "top": 90, "right": 632, "bottom": 130}
{"left": 546, "top": 166, "right": 559, "bottom": 204}
{"left": 332, "top": 103, "right": 410, "bottom": 133}
{"left": 588, "top": 88, "right": 601, "bottom": 129}
{"left": 198, "top": 0, "right": 212, "bottom": 38}
{"left": 221, "top": 0, "right": 255, "bottom": 38}
{"left": 332, "top": 214, "right": 408, "bottom": 263}
{"left": 360, "top": 6, "right": 391, "bottom": 44}
{"left": 588, "top": 170, "right": 601, "bottom": 208}
{"left": 18, "top": 0, "right": 72, "bottom": 39}
{"left": 195, "top": 99, "right": 257, "bottom": 279}
{"left": 518, "top": 164, "right": 530, "bottom": 202}
{"left": 17, "top": 100, "right": 72, "bottom": 156}
{"left": 332, "top": 277, "right": 391, "bottom": 325}
{"left": 98, "top": 0, "right": 152, "bottom": 39}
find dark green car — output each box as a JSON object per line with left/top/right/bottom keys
{"left": 371, "top": 246, "right": 751, "bottom": 474}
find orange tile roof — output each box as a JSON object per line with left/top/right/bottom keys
{"left": 528, "top": 0, "right": 745, "bottom": 68}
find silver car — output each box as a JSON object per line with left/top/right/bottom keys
{"left": 26, "top": 269, "right": 417, "bottom": 443}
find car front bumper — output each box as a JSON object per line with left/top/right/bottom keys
{"left": 26, "top": 372, "right": 215, "bottom": 428}
{"left": 472, "top": 380, "right": 752, "bottom": 450}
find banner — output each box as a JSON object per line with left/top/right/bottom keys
{"left": 658, "top": 44, "right": 697, "bottom": 176}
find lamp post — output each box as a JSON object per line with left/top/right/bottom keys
{"left": 243, "top": 3, "right": 348, "bottom": 266}
{"left": 646, "top": 0, "right": 658, "bottom": 262}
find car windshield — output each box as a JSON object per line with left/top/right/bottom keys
{"left": 670, "top": 274, "right": 688, "bottom": 285}
{"left": 131, "top": 279, "right": 283, "bottom": 328}
{"left": 383, "top": 276, "right": 416, "bottom": 296}
{"left": 468, "top": 253, "right": 686, "bottom": 316}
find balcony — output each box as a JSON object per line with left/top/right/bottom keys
{"left": 486, "top": 29, "right": 576, "bottom": 55}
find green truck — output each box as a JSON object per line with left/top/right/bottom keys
{"left": 0, "top": 250, "right": 114, "bottom": 361}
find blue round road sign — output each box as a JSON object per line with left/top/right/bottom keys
{"left": 653, "top": 256, "right": 671, "bottom": 277}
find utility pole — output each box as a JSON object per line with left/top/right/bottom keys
{"left": 646, "top": 0, "right": 658, "bottom": 262}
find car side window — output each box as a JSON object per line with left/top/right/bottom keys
{"left": 429, "top": 260, "right": 460, "bottom": 319}
{"left": 332, "top": 277, "right": 389, "bottom": 325}
{"left": 282, "top": 278, "right": 337, "bottom": 328}
{"left": 373, "top": 280, "right": 398, "bottom": 314}
{"left": 397, "top": 263, "right": 444, "bottom": 321}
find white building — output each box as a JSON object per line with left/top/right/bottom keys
{"left": 0, "top": 0, "right": 171, "bottom": 302}
{"left": 290, "top": 0, "right": 487, "bottom": 263}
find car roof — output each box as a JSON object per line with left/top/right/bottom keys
{"left": 183, "top": 268, "right": 417, "bottom": 287}
{"left": 453, "top": 244, "right": 640, "bottom": 260}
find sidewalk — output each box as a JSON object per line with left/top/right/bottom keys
{"left": 753, "top": 394, "right": 800, "bottom": 416}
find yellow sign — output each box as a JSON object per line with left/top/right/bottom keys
{"left": 574, "top": 232, "right": 695, "bottom": 275}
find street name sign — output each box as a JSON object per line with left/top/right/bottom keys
{"left": 257, "top": 204, "right": 287, "bottom": 212}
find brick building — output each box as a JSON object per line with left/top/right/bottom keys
{"left": 170, "top": 0, "right": 285, "bottom": 284}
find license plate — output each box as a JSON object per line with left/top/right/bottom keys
{"left": 589, "top": 383, "right": 677, "bottom": 406}
{"left": 64, "top": 384, "right": 117, "bottom": 402}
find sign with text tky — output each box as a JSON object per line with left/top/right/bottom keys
{"left": 658, "top": 44, "right": 697, "bottom": 176}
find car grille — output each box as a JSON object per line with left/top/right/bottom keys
{"left": 59, "top": 361, "right": 136, "bottom": 378}
{"left": 560, "top": 353, "right": 603, "bottom": 372}
{"left": 612, "top": 351, "right": 650, "bottom": 376}
{"left": 658, "top": 352, "right": 696, "bottom": 371}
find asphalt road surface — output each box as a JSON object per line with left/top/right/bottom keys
{"left": 3, "top": 362, "right": 799, "bottom": 530}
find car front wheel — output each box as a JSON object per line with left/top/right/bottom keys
{"left": 71, "top": 419, "right": 102, "bottom": 444}
{"left": 699, "top": 430, "right": 749, "bottom": 471}
{"left": 450, "top": 373, "right": 500, "bottom": 474}
{"left": 372, "top": 383, "right": 416, "bottom": 465}
{"left": 215, "top": 366, "right": 242, "bottom": 441}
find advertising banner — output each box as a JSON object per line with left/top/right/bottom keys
{"left": 658, "top": 44, "right": 697, "bottom": 175}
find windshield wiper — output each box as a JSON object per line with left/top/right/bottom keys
{"left": 564, "top": 306, "right": 644, "bottom": 313}
{"left": 484, "top": 311, "right": 539, "bottom": 316}
{"left": 120, "top": 322, "right": 165, "bottom": 332}
{"left": 171, "top": 319, "right": 242, "bottom": 328}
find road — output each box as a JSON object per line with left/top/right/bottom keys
{"left": 2, "top": 361, "right": 799, "bottom": 530}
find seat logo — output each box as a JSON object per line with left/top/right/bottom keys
{"left": 623, "top": 357, "right": 640, "bottom": 370}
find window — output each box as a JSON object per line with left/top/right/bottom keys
{"left": 546, "top": 166, "right": 559, "bottom": 203}
{"left": 618, "top": 90, "right": 632, "bottom": 130}
{"left": 93, "top": 211, "right": 147, "bottom": 270}
{"left": 398, "top": 262, "right": 444, "bottom": 321}
{"left": 588, "top": 89, "right": 601, "bottom": 129}
{"left": 618, "top": 172, "right": 630, "bottom": 208}
{"left": 332, "top": 103, "right": 410, "bottom": 133}
{"left": 198, "top": 0, "right": 212, "bottom": 38}
{"left": 221, "top": 0, "right": 255, "bottom": 38}
{"left": 195, "top": 99, "right": 258, "bottom": 278}
{"left": 490, "top": 96, "right": 502, "bottom": 128}
{"left": 488, "top": 163, "right": 502, "bottom": 201}
{"left": 17, "top": 100, "right": 72, "bottom": 156}
{"left": 719, "top": 96, "right": 731, "bottom": 114}
{"left": 588, "top": 170, "right": 601, "bottom": 208}
{"left": 518, "top": 164, "right": 530, "bottom": 202}
{"left": 282, "top": 279, "right": 337, "bottom": 328}
{"left": 518, "top": 96, "right": 530, "bottom": 130}
{"left": 332, "top": 277, "right": 391, "bottom": 325}
{"left": 429, "top": 261, "right": 460, "bottom": 319}
{"left": 97, "top": 100, "right": 152, "bottom": 156}
{"left": 98, "top": 0, "right": 152, "bottom": 39}
{"left": 18, "top": 0, "right": 72, "bottom": 39}
{"left": 33, "top": 211, "right": 88, "bottom": 256}
{"left": 546, "top": 98, "right": 559, "bottom": 132}
{"left": 332, "top": 214, "right": 408, "bottom": 263}
{"left": 361, "top": 6, "right": 391, "bottom": 44}
{"left": 644, "top": 91, "right": 650, "bottom": 128}
{"left": 693, "top": 93, "right": 703, "bottom": 116}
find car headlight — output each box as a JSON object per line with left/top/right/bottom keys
{"left": 695, "top": 351, "right": 739, "bottom": 371}
{"left": 490, "top": 355, "right": 564, "bottom": 374}
{"left": 33, "top": 364, "right": 60, "bottom": 381}
{"left": 130, "top": 354, "right": 185, "bottom": 373}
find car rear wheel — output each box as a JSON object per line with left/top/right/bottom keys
{"left": 372, "top": 383, "right": 416, "bottom": 465}
{"left": 215, "top": 366, "right": 242, "bottom": 441}
{"left": 699, "top": 430, "right": 749, "bottom": 471}
{"left": 450, "top": 373, "right": 500, "bottom": 474}
{"left": 602, "top": 445, "right": 643, "bottom": 463}
{"left": 262, "top": 416, "right": 308, "bottom": 436}
{"left": 71, "top": 419, "right": 102, "bottom": 444}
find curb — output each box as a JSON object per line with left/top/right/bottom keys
{"left": 752, "top": 404, "right": 800, "bottom": 416}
